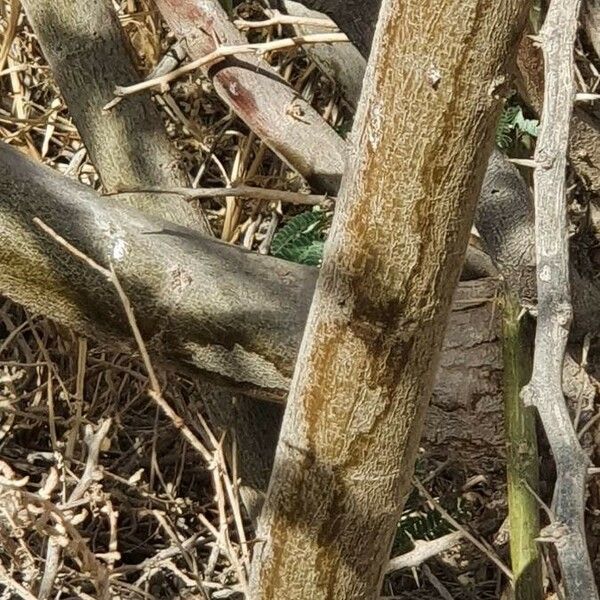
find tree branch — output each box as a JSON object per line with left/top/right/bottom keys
{"left": 282, "top": 0, "right": 380, "bottom": 57}
{"left": 521, "top": 0, "right": 598, "bottom": 596}
{"left": 108, "top": 33, "right": 350, "bottom": 101}
{"left": 20, "top": 0, "right": 209, "bottom": 232}
{"left": 153, "top": 0, "right": 347, "bottom": 195}
{"left": 0, "top": 139, "right": 507, "bottom": 434}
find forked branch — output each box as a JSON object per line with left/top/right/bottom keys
{"left": 521, "top": 0, "right": 598, "bottom": 597}
{"left": 107, "top": 33, "right": 349, "bottom": 104}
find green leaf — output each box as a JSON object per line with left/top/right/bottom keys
{"left": 271, "top": 210, "right": 327, "bottom": 266}
{"left": 514, "top": 110, "right": 539, "bottom": 138}
{"left": 496, "top": 105, "right": 519, "bottom": 149}
{"left": 496, "top": 105, "right": 539, "bottom": 149}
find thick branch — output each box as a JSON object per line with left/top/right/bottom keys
{"left": 0, "top": 141, "right": 504, "bottom": 401}
{"left": 20, "top": 0, "right": 209, "bottom": 232}
{"left": 0, "top": 140, "right": 524, "bottom": 505}
{"left": 521, "top": 0, "right": 598, "bottom": 596}
{"left": 0, "top": 142, "right": 311, "bottom": 398}
{"left": 249, "top": 0, "right": 530, "bottom": 595}
{"left": 153, "top": 0, "right": 347, "bottom": 195}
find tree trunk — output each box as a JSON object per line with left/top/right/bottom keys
{"left": 249, "top": 0, "right": 529, "bottom": 597}
{"left": 20, "top": 0, "right": 209, "bottom": 231}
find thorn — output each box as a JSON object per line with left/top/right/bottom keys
{"left": 508, "top": 158, "right": 537, "bottom": 169}
{"left": 575, "top": 92, "right": 600, "bottom": 103}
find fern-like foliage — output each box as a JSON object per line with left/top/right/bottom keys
{"left": 496, "top": 104, "right": 539, "bottom": 149}
{"left": 393, "top": 507, "right": 456, "bottom": 555}
{"left": 391, "top": 494, "right": 472, "bottom": 556}
{"left": 496, "top": 107, "right": 516, "bottom": 149}
{"left": 271, "top": 210, "right": 328, "bottom": 266}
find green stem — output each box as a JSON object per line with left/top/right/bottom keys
{"left": 502, "top": 292, "right": 543, "bottom": 600}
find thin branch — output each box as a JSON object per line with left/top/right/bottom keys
{"left": 413, "top": 479, "right": 513, "bottom": 583}
{"left": 105, "top": 185, "right": 333, "bottom": 207}
{"left": 520, "top": 0, "right": 598, "bottom": 597}
{"left": 105, "top": 33, "right": 349, "bottom": 107}
{"left": 33, "top": 217, "right": 251, "bottom": 593}
{"left": 33, "top": 218, "right": 214, "bottom": 463}
{"left": 37, "top": 419, "right": 112, "bottom": 600}
{"left": 234, "top": 14, "right": 338, "bottom": 30}
{"left": 385, "top": 531, "right": 463, "bottom": 574}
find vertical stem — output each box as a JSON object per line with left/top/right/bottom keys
{"left": 521, "top": 0, "right": 598, "bottom": 597}
{"left": 502, "top": 293, "right": 542, "bottom": 600}
{"left": 249, "top": 0, "right": 531, "bottom": 596}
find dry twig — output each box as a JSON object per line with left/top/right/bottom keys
{"left": 234, "top": 14, "right": 338, "bottom": 30}
{"left": 520, "top": 0, "right": 599, "bottom": 597}
{"left": 105, "top": 33, "right": 349, "bottom": 107}
{"left": 33, "top": 217, "right": 251, "bottom": 596}
{"left": 37, "top": 419, "right": 112, "bottom": 600}
{"left": 385, "top": 531, "right": 463, "bottom": 574}
{"left": 106, "top": 184, "right": 332, "bottom": 207}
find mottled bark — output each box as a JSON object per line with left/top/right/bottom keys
{"left": 249, "top": 0, "right": 530, "bottom": 597}
{"left": 0, "top": 142, "right": 311, "bottom": 396}
{"left": 476, "top": 149, "right": 537, "bottom": 304}
{"left": 522, "top": 0, "right": 598, "bottom": 595}
{"left": 0, "top": 142, "right": 507, "bottom": 451}
{"left": 285, "top": 0, "right": 380, "bottom": 57}
{"left": 20, "top": 0, "right": 209, "bottom": 231}
{"left": 154, "top": 0, "right": 347, "bottom": 195}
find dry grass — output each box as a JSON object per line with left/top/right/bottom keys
{"left": 0, "top": 1, "right": 348, "bottom": 597}
{"left": 1, "top": 0, "right": 598, "bottom": 598}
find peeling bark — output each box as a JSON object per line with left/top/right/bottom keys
{"left": 154, "top": 0, "right": 347, "bottom": 195}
